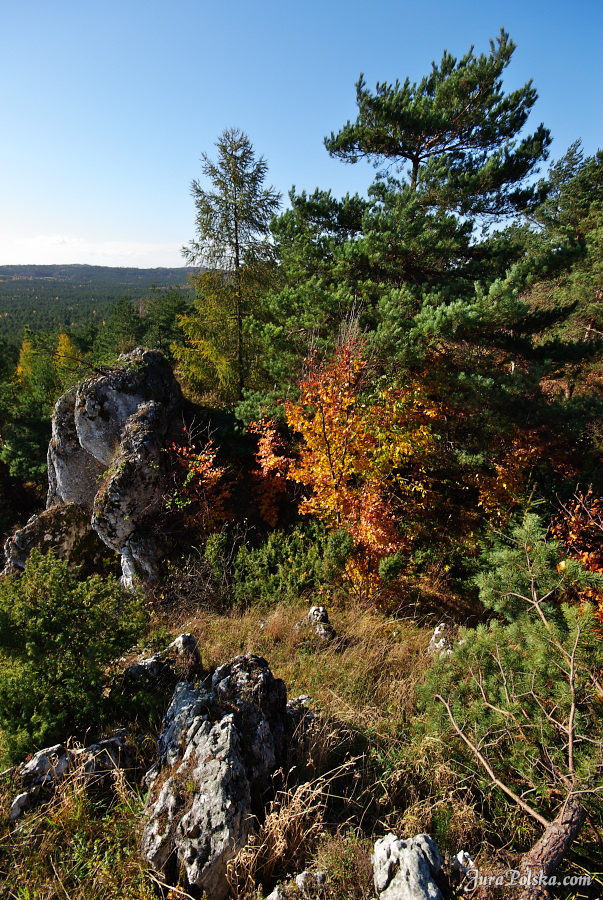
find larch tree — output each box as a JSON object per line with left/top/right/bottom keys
{"left": 178, "top": 128, "right": 281, "bottom": 402}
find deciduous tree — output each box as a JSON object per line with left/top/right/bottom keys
{"left": 284, "top": 323, "right": 436, "bottom": 593}
{"left": 178, "top": 128, "right": 281, "bottom": 402}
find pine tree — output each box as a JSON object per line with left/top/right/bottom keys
{"left": 325, "top": 29, "right": 550, "bottom": 219}
{"left": 179, "top": 128, "right": 281, "bottom": 402}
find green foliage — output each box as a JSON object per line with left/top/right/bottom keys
{"left": 420, "top": 513, "right": 603, "bottom": 832}
{"left": 0, "top": 766, "right": 156, "bottom": 899}
{"left": 91, "top": 295, "right": 145, "bottom": 362}
{"left": 0, "top": 264, "right": 193, "bottom": 344}
{"left": 178, "top": 127, "right": 281, "bottom": 402}
{"left": 233, "top": 524, "right": 329, "bottom": 608}
{"left": 0, "top": 550, "right": 146, "bottom": 764}
{"left": 476, "top": 512, "right": 602, "bottom": 621}
{"left": 326, "top": 29, "right": 550, "bottom": 217}
{"left": 0, "top": 330, "right": 65, "bottom": 482}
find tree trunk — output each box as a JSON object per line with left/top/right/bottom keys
{"left": 518, "top": 796, "right": 587, "bottom": 900}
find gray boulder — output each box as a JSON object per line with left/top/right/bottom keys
{"left": 6, "top": 348, "right": 183, "bottom": 585}
{"left": 373, "top": 833, "right": 443, "bottom": 900}
{"left": 141, "top": 654, "right": 288, "bottom": 899}
{"left": 3, "top": 502, "right": 108, "bottom": 576}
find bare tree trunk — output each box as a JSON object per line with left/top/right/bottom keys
{"left": 518, "top": 796, "right": 587, "bottom": 900}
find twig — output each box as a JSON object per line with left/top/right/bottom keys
{"left": 435, "top": 693, "right": 551, "bottom": 828}
{"left": 147, "top": 872, "right": 197, "bottom": 899}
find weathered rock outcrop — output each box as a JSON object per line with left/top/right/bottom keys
{"left": 373, "top": 833, "right": 444, "bottom": 900}
{"left": 8, "top": 731, "right": 134, "bottom": 822}
{"left": 141, "top": 655, "right": 288, "bottom": 899}
{"left": 5, "top": 348, "right": 183, "bottom": 585}
{"left": 2, "top": 502, "right": 109, "bottom": 576}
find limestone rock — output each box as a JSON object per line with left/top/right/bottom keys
{"left": 265, "top": 888, "right": 286, "bottom": 900}
{"left": 212, "top": 654, "right": 287, "bottom": 779}
{"left": 8, "top": 732, "right": 134, "bottom": 822}
{"left": 47, "top": 390, "right": 106, "bottom": 508}
{"left": 3, "top": 503, "right": 108, "bottom": 576}
{"left": 74, "top": 348, "right": 181, "bottom": 466}
{"left": 286, "top": 695, "right": 315, "bottom": 742}
{"left": 295, "top": 606, "right": 335, "bottom": 641}
{"left": 427, "top": 624, "right": 455, "bottom": 657}
{"left": 6, "top": 348, "right": 183, "bottom": 584}
{"left": 123, "top": 633, "right": 202, "bottom": 689}
{"left": 296, "top": 870, "right": 327, "bottom": 897}
{"left": 373, "top": 833, "right": 443, "bottom": 900}
{"left": 141, "top": 654, "right": 288, "bottom": 898}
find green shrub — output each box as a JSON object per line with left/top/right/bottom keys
{"left": 417, "top": 514, "right": 603, "bottom": 855}
{"left": 0, "top": 550, "right": 146, "bottom": 765}
{"left": 233, "top": 523, "right": 328, "bottom": 607}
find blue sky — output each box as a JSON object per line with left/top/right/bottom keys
{"left": 1, "top": 0, "right": 601, "bottom": 267}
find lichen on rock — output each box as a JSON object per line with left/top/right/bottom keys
{"left": 6, "top": 348, "right": 183, "bottom": 585}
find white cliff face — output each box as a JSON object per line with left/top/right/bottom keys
{"left": 46, "top": 390, "right": 106, "bottom": 509}
{"left": 8, "top": 348, "right": 183, "bottom": 586}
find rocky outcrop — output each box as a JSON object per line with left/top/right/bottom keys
{"left": 2, "top": 502, "right": 109, "bottom": 576}
{"left": 373, "top": 833, "right": 444, "bottom": 900}
{"left": 8, "top": 731, "right": 134, "bottom": 822}
{"left": 141, "top": 654, "right": 288, "bottom": 899}
{"left": 5, "top": 348, "right": 183, "bottom": 585}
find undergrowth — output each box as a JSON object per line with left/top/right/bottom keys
{"left": 0, "top": 766, "right": 156, "bottom": 900}
{"left": 2, "top": 595, "right": 601, "bottom": 898}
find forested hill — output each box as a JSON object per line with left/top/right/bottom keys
{"left": 0, "top": 265, "right": 195, "bottom": 343}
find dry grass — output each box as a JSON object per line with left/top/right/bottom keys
{"left": 160, "top": 599, "right": 431, "bottom": 728}
{"left": 0, "top": 761, "right": 156, "bottom": 900}
{"left": 227, "top": 773, "right": 331, "bottom": 897}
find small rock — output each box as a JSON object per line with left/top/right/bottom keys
{"left": 19, "top": 744, "right": 67, "bottom": 787}
{"left": 451, "top": 850, "right": 475, "bottom": 875}
{"left": 123, "top": 633, "right": 202, "bottom": 686}
{"left": 373, "top": 833, "right": 443, "bottom": 900}
{"left": 8, "top": 792, "right": 30, "bottom": 822}
{"left": 9, "top": 731, "right": 134, "bottom": 823}
{"left": 295, "top": 606, "right": 335, "bottom": 641}
{"left": 296, "top": 869, "right": 326, "bottom": 897}
{"left": 265, "top": 887, "right": 286, "bottom": 900}
{"left": 427, "top": 624, "right": 454, "bottom": 657}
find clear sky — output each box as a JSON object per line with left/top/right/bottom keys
{"left": 1, "top": 0, "right": 601, "bottom": 268}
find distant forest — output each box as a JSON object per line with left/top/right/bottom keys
{"left": 0, "top": 265, "right": 195, "bottom": 346}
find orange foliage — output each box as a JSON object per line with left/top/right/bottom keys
{"left": 165, "top": 438, "right": 231, "bottom": 535}
{"left": 475, "top": 428, "right": 543, "bottom": 518}
{"left": 551, "top": 487, "right": 603, "bottom": 622}
{"left": 475, "top": 426, "right": 579, "bottom": 521}
{"left": 247, "top": 419, "right": 292, "bottom": 527}
{"left": 284, "top": 328, "right": 436, "bottom": 593}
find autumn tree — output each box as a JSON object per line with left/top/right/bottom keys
{"left": 284, "top": 323, "right": 436, "bottom": 593}
{"left": 178, "top": 128, "right": 281, "bottom": 402}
